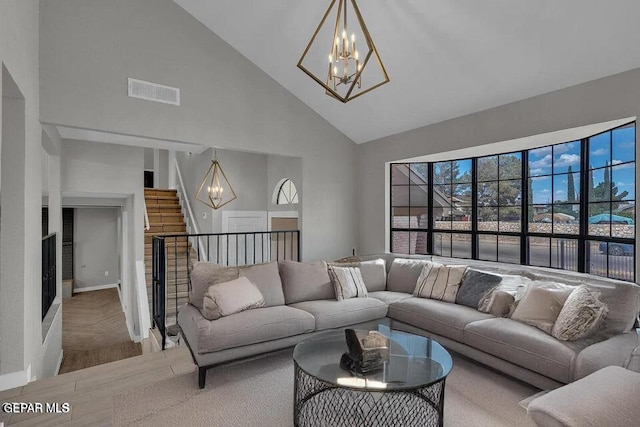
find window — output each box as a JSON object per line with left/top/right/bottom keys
{"left": 390, "top": 164, "right": 429, "bottom": 254}
{"left": 273, "top": 178, "right": 299, "bottom": 205}
{"left": 389, "top": 122, "right": 636, "bottom": 281}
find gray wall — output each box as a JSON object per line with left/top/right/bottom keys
{"left": 0, "top": 0, "right": 55, "bottom": 383}
{"left": 177, "top": 148, "right": 292, "bottom": 233}
{"left": 357, "top": 68, "right": 640, "bottom": 272}
{"left": 73, "top": 208, "right": 120, "bottom": 290}
{"left": 40, "top": 0, "right": 358, "bottom": 261}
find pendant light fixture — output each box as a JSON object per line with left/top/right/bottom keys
{"left": 196, "top": 150, "right": 237, "bottom": 210}
{"left": 298, "top": 0, "right": 389, "bottom": 103}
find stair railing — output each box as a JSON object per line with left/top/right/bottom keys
{"left": 143, "top": 197, "right": 150, "bottom": 231}
{"left": 174, "top": 158, "right": 209, "bottom": 261}
{"left": 152, "top": 230, "right": 301, "bottom": 349}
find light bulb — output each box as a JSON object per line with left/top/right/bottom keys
{"left": 358, "top": 64, "right": 362, "bottom": 71}
{"left": 328, "top": 54, "right": 333, "bottom": 63}
{"left": 355, "top": 50, "right": 359, "bottom": 60}
{"left": 351, "top": 33, "right": 355, "bottom": 43}
{"left": 342, "top": 30, "right": 346, "bottom": 40}
{"left": 333, "top": 66, "right": 337, "bottom": 75}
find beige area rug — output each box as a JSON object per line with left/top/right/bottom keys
{"left": 113, "top": 350, "right": 538, "bottom": 427}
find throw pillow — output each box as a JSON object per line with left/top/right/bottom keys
{"left": 333, "top": 255, "right": 361, "bottom": 263}
{"left": 328, "top": 266, "right": 368, "bottom": 301}
{"left": 478, "top": 290, "right": 515, "bottom": 317}
{"left": 511, "top": 282, "right": 574, "bottom": 334}
{"left": 552, "top": 285, "right": 609, "bottom": 341}
{"left": 189, "top": 262, "right": 239, "bottom": 310}
{"left": 201, "top": 276, "right": 265, "bottom": 320}
{"left": 278, "top": 260, "right": 334, "bottom": 304}
{"left": 328, "top": 258, "right": 387, "bottom": 292}
{"left": 455, "top": 269, "right": 503, "bottom": 309}
{"left": 414, "top": 262, "right": 467, "bottom": 303}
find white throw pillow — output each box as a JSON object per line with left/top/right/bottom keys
{"left": 511, "top": 281, "right": 574, "bottom": 334}
{"left": 201, "top": 276, "right": 265, "bottom": 320}
{"left": 414, "top": 262, "right": 467, "bottom": 303}
{"left": 328, "top": 266, "right": 368, "bottom": 301}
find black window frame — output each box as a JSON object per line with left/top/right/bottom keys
{"left": 389, "top": 122, "right": 636, "bottom": 282}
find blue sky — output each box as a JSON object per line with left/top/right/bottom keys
{"left": 528, "top": 127, "right": 635, "bottom": 204}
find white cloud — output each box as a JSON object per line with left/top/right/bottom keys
{"left": 611, "top": 160, "right": 635, "bottom": 169}
{"left": 591, "top": 148, "right": 607, "bottom": 156}
{"left": 530, "top": 154, "right": 552, "bottom": 169}
{"left": 555, "top": 153, "right": 580, "bottom": 168}
{"left": 530, "top": 168, "right": 545, "bottom": 175}
{"left": 530, "top": 146, "right": 552, "bottom": 156}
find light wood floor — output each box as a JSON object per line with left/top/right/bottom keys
{"left": 59, "top": 288, "right": 142, "bottom": 374}
{"left": 0, "top": 346, "right": 195, "bottom": 426}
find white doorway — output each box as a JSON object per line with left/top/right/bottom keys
{"left": 221, "top": 211, "right": 268, "bottom": 265}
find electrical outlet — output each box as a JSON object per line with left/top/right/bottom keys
{"left": 104, "top": 271, "right": 109, "bottom": 277}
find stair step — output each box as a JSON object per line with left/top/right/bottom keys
{"left": 144, "top": 189, "right": 177, "bottom": 197}
{"left": 148, "top": 212, "right": 183, "bottom": 221}
{"left": 146, "top": 205, "right": 181, "bottom": 213}
{"left": 145, "top": 224, "right": 186, "bottom": 233}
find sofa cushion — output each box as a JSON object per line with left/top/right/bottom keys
{"left": 511, "top": 282, "right": 573, "bottom": 334}
{"left": 290, "top": 298, "right": 388, "bottom": 331}
{"left": 585, "top": 283, "right": 640, "bottom": 334}
{"left": 387, "top": 258, "right": 431, "bottom": 294}
{"left": 528, "top": 366, "right": 640, "bottom": 427}
{"left": 328, "top": 265, "right": 368, "bottom": 301}
{"left": 359, "top": 259, "right": 387, "bottom": 292}
{"left": 189, "top": 262, "right": 239, "bottom": 310}
{"left": 464, "top": 318, "right": 576, "bottom": 383}
{"left": 239, "top": 261, "right": 285, "bottom": 307}
{"left": 368, "top": 291, "right": 413, "bottom": 305}
{"left": 455, "top": 269, "right": 503, "bottom": 309}
{"left": 388, "top": 298, "right": 494, "bottom": 342}
{"left": 278, "top": 260, "right": 334, "bottom": 304}
{"left": 188, "top": 305, "right": 315, "bottom": 354}
{"left": 414, "top": 262, "right": 467, "bottom": 303}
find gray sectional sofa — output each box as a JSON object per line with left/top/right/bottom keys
{"left": 178, "top": 254, "right": 640, "bottom": 389}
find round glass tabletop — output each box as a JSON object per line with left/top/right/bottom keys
{"left": 293, "top": 326, "right": 453, "bottom": 391}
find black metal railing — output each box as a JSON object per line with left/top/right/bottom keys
{"left": 152, "top": 230, "right": 300, "bottom": 349}
{"left": 42, "top": 233, "right": 57, "bottom": 320}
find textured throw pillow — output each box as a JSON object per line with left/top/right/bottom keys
{"left": 455, "top": 269, "right": 503, "bottom": 309}
{"left": 511, "top": 282, "right": 574, "bottom": 334}
{"left": 328, "top": 266, "right": 368, "bottom": 301}
{"left": 189, "top": 262, "right": 239, "bottom": 310}
{"left": 552, "top": 285, "right": 609, "bottom": 341}
{"left": 478, "top": 290, "right": 515, "bottom": 317}
{"left": 201, "top": 276, "right": 265, "bottom": 320}
{"left": 414, "top": 262, "right": 467, "bottom": 303}
{"left": 278, "top": 260, "right": 334, "bottom": 304}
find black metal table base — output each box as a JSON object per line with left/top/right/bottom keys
{"left": 294, "top": 362, "right": 446, "bottom": 427}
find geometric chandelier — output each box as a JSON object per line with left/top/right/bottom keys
{"left": 297, "top": 0, "right": 389, "bottom": 103}
{"left": 195, "top": 151, "right": 237, "bottom": 210}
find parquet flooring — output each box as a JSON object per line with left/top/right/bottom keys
{"left": 58, "top": 288, "right": 142, "bottom": 374}
{"left": 0, "top": 346, "right": 194, "bottom": 426}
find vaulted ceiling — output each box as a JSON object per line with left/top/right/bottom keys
{"left": 173, "top": 0, "right": 640, "bottom": 143}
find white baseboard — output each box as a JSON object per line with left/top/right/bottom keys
{"left": 55, "top": 350, "right": 64, "bottom": 376}
{"left": 73, "top": 283, "right": 118, "bottom": 293}
{"left": 0, "top": 364, "right": 31, "bottom": 391}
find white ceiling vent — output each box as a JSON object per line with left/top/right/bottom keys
{"left": 128, "top": 78, "right": 180, "bottom": 106}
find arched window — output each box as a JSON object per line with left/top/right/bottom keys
{"left": 273, "top": 178, "right": 299, "bottom": 205}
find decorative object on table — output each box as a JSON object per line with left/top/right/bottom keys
{"left": 339, "top": 328, "right": 389, "bottom": 374}
{"left": 196, "top": 150, "right": 237, "bottom": 209}
{"left": 297, "top": 0, "right": 389, "bottom": 103}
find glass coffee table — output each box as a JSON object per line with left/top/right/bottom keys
{"left": 293, "top": 324, "right": 453, "bottom": 427}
